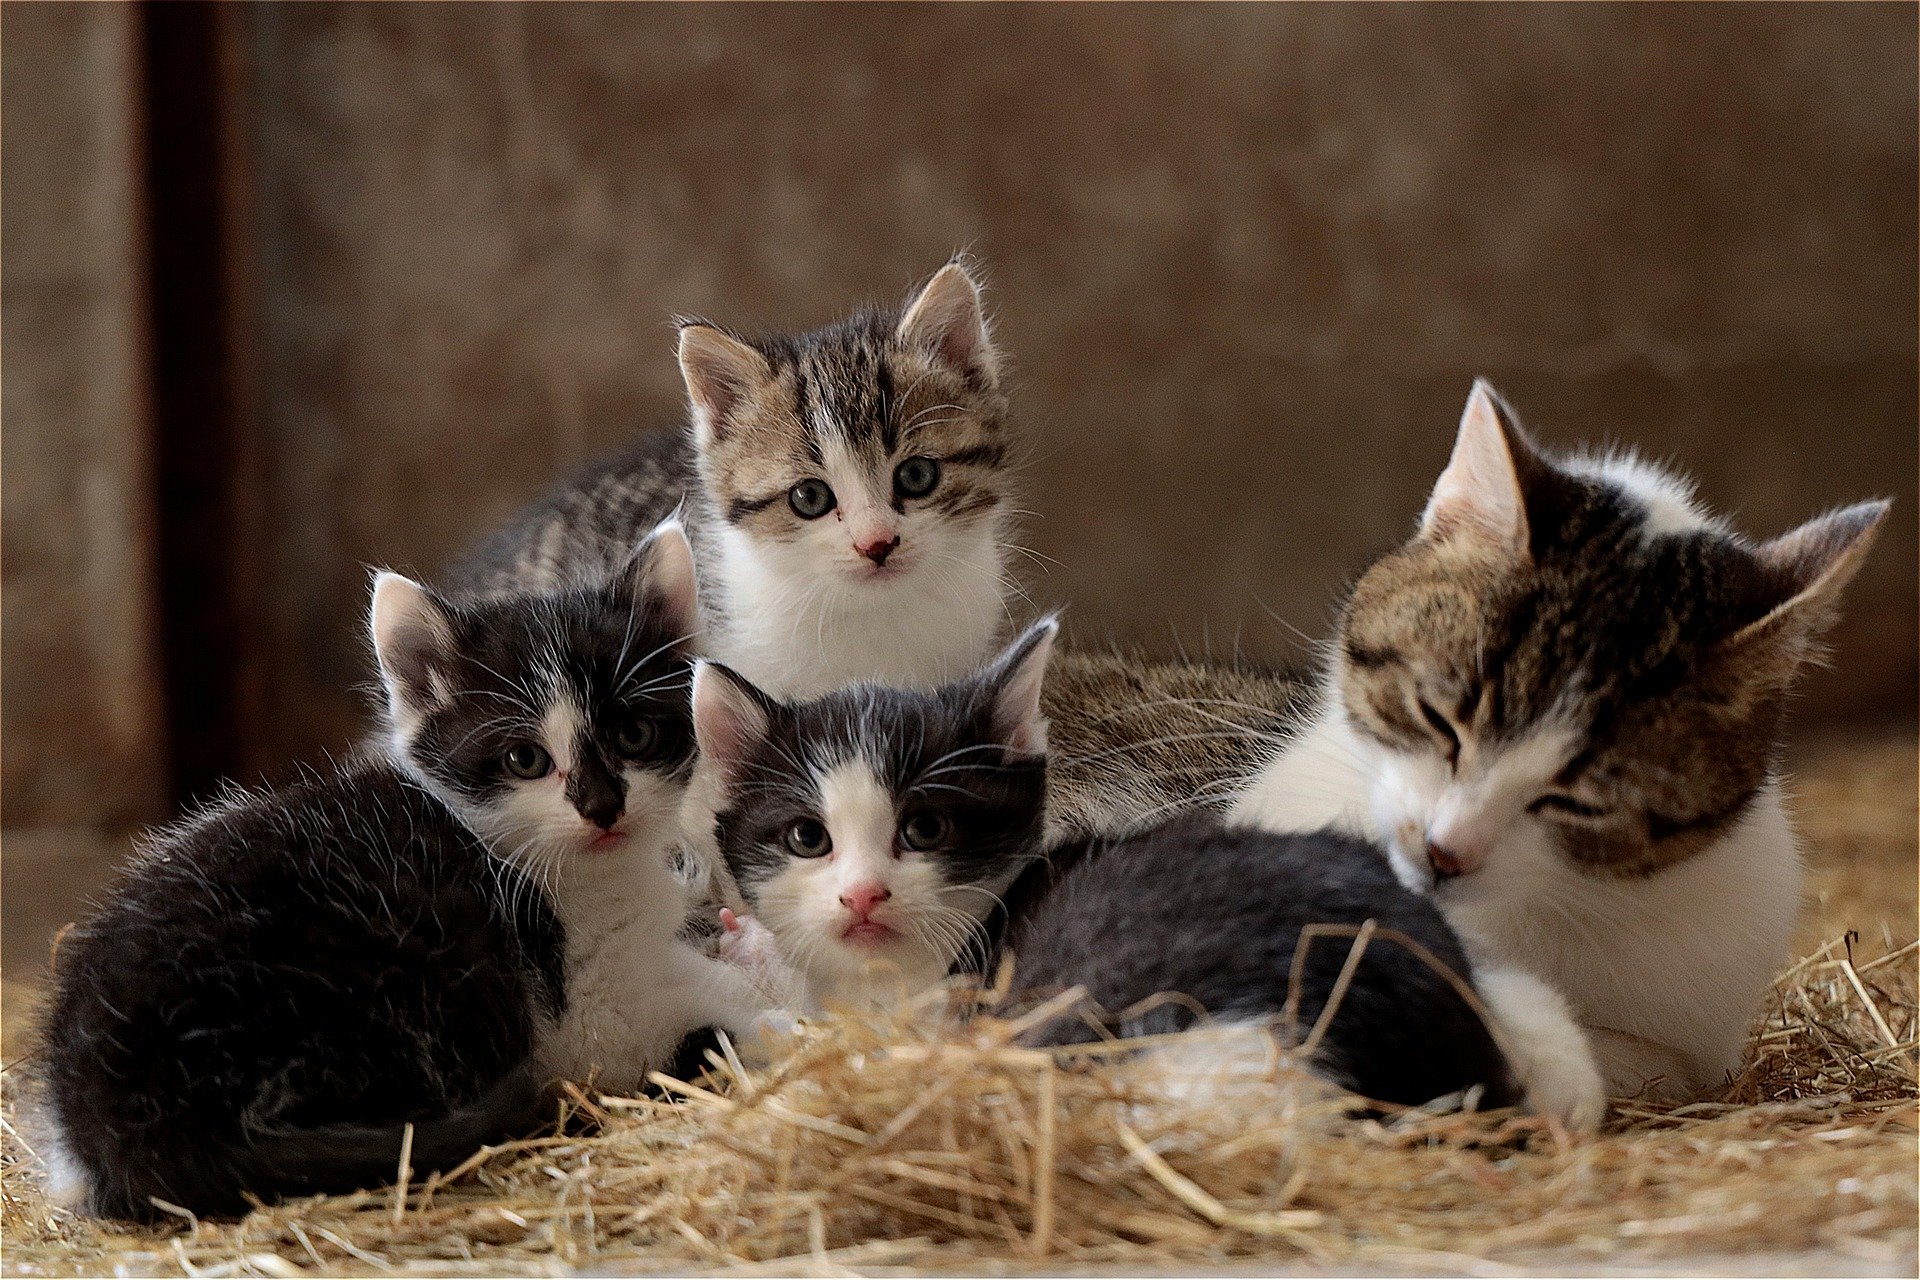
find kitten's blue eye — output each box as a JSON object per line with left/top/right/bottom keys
{"left": 788, "top": 479, "right": 836, "bottom": 520}
{"left": 1529, "top": 793, "right": 1610, "bottom": 821}
{"left": 898, "top": 810, "right": 949, "bottom": 851}
{"left": 503, "top": 743, "right": 553, "bottom": 779}
{"left": 612, "top": 714, "right": 656, "bottom": 758}
{"left": 893, "top": 456, "right": 941, "bottom": 500}
{"left": 784, "top": 819, "right": 832, "bottom": 858}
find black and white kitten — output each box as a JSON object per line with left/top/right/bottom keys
{"left": 684, "top": 623, "right": 1540, "bottom": 1118}
{"left": 681, "top": 621, "right": 1058, "bottom": 1008}
{"left": 30, "top": 524, "right": 788, "bottom": 1220}
{"left": 372, "top": 522, "right": 789, "bottom": 1095}
{"left": 450, "top": 262, "right": 1020, "bottom": 700}
{"left": 31, "top": 761, "right": 566, "bottom": 1221}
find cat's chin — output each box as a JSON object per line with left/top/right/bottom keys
{"left": 840, "top": 920, "right": 901, "bottom": 949}
{"left": 842, "top": 557, "right": 915, "bottom": 585}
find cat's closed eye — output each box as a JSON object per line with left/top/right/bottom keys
{"left": 1527, "top": 793, "right": 1611, "bottom": 821}
{"left": 788, "top": 479, "right": 835, "bottom": 520}
{"left": 503, "top": 743, "right": 553, "bottom": 780}
{"left": 1417, "top": 698, "right": 1462, "bottom": 765}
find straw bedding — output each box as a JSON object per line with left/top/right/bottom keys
{"left": 3, "top": 740, "right": 1914, "bottom": 1277}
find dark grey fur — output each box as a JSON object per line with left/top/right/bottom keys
{"left": 990, "top": 814, "right": 1519, "bottom": 1110}
{"left": 30, "top": 761, "right": 564, "bottom": 1221}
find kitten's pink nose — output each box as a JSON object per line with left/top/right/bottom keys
{"left": 855, "top": 532, "right": 901, "bottom": 565}
{"left": 839, "top": 883, "right": 892, "bottom": 919}
{"left": 1426, "top": 840, "right": 1484, "bottom": 880}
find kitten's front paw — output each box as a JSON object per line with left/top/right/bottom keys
{"left": 730, "top": 1007, "right": 803, "bottom": 1068}
{"left": 718, "top": 910, "right": 802, "bottom": 1004}
{"left": 1475, "top": 965, "right": 1607, "bottom": 1134}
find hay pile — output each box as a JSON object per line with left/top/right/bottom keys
{"left": 3, "top": 930, "right": 1913, "bottom": 1277}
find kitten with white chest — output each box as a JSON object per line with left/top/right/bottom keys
{"left": 451, "top": 262, "right": 1021, "bottom": 700}
{"left": 684, "top": 623, "right": 1597, "bottom": 1124}
{"left": 30, "top": 528, "right": 731, "bottom": 1220}
{"left": 373, "top": 523, "right": 788, "bottom": 1094}
{"left": 1233, "top": 380, "right": 1888, "bottom": 1105}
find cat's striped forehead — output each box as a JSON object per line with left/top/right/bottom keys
{"left": 696, "top": 310, "right": 1013, "bottom": 529}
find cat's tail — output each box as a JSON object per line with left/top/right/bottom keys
{"left": 65, "top": 1063, "right": 548, "bottom": 1222}
{"left": 234, "top": 1060, "right": 548, "bottom": 1202}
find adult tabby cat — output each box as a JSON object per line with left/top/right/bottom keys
{"left": 1233, "top": 380, "right": 1888, "bottom": 1104}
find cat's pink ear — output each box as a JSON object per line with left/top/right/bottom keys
{"left": 691, "top": 662, "right": 774, "bottom": 788}
{"left": 368, "top": 571, "right": 456, "bottom": 720}
{"left": 630, "top": 518, "right": 702, "bottom": 649}
{"left": 1420, "top": 380, "right": 1539, "bottom": 557}
{"left": 1723, "top": 500, "right": 1889, "bottom": 655}
{"left": 980, "top": 616, "right": 1058, "bottom": 754}
{"left": 678, "top": 324, "right": 771, "bottom": 446}
{"left": 897, "top": 261, "right": 998, "bottom": 386}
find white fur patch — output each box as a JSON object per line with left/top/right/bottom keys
{"left": 704, "top": 479, "right": 1008, "bottom": 701}
{"left": 747, "top": 757, "right": 972, "bottom": 1012}
{"left": 1565, "top": 450, "right": 1725, "bottom": 540}
{"left": 1233, "top": 698, "right": 1802, "bottom": 1106}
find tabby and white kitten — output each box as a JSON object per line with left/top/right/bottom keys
{"left": 451, "top": 262, "right": 1020, "bottom": 700}
{"left": 687, "top": 624, "right": 1573, "bottom": 1120}
{"left": 373, "top": 523, "right": 786, "bottom": 1093}
{"left": 1234, "top": 381, "right": 1888, "bottom": 1105}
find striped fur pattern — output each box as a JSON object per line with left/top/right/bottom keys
{"left": 1235, "top": 380, "right": 1889, "bottom": 1105}
{"left": 448, "top": 262, "right": 1022, "bottom": 700}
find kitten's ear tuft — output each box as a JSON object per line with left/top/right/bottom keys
{"left": 1420, "top": 379, "right": 1539, "bottom": 557}
{"left": 897, "top": 261, "right": 997, "bottom": 387}
{"left": 678, "top": 324, "right": 771, "bottom": 446}
{"left": 1724, "top": 499, "right": 1890, "bottom": 655}
{"left": 368, "top": 571, "right": 456, "bottom": 716}
{"left": 691, "top": 662, "right": 775, "bottom": 789}
{"left": 629, "top": 517, "right": 702, "bottom": 649}
{"left": 977, "top": 615, "right": 1059, "bottom": 755}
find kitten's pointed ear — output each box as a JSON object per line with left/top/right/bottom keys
{"left": 691, "top": 661, "right": 775, "bottom": 788}
{"left": 1723, "top": 500, "right": 1890, "bottom": 655}
{"left": 678, "top": 323, "right": 771, "bottom": 446}
{"left": 1420, "top": 379, "right": 1539, "bottom": 556}
{"left": 897, "top": 261, "right": 997, "bottom": 387}
{"left": 625, "top": 518, "right": 702, "bottom": 649}
{"left": 368, "top": 571, "right": 456, "bottom": 721}
{"left": 976, "top": 616, "right": 1059, "bottom": 755}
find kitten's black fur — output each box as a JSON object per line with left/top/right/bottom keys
{"left": 713, "top": 677, "right": 1050, "bottom": 911}
{"left": 33, "top": 761, "right": 564, "bottom": 1221}
{"left": 990, "top": 814, "right": 1520, "bottom": 1110}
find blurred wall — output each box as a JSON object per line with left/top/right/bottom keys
{"left": 4, "top": 3, "right": 1916, "bottom": 822}
{"left": 1, "top": 2, "right": 163, "bottom": 827}
{"left": 244, "top": 2, "right": 1918, "bottom": 770}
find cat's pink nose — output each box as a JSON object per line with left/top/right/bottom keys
{"left": 1426, "top": 840, "right": 1483, "bottom": 880}
{"left": 839, "top": 883, "right": 892, "bottom": 919}
{"left": 855, "top": 532, "right": 901, "bottom": 565}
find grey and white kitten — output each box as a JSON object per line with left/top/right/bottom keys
{"left": 1234, "top": 380, "right": 1889, "bottom": 1109}
{"left": 683, "top": 621, "right": 1539, "bottom": 1117}
{"left": 372, "top": 522, "right": 786, "bottom": 1094}
{"left": 450, "top": 262, "right": 1021, "bottom": 701}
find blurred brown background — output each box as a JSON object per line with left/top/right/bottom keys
{"left": 4, "top": 1, "right": 1916, "bottom": 862}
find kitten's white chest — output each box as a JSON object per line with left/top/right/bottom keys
{"left": 707, "top": 526, "right": 1006, "bottom": 698}
{"left": 1230, "top": 714, "right": 1802, "bottom": 1099}
{"left": 535, "top": 847, "right": 790, "bottom": 1093}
